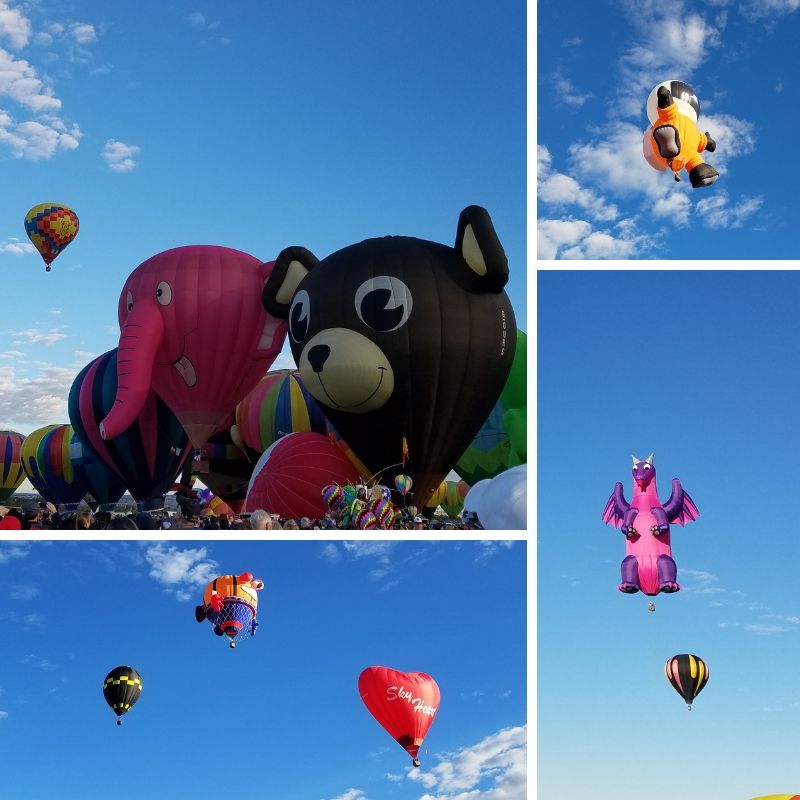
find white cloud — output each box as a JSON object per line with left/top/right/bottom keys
{"left": 554, "top": 73, "right": 587, "bottom": 108}
{"left": 0, "top": 237, "right": 35, "bottom": 255}
{"left": 407, "top": 725, "right": 526, "bottom": 799}
{"left": 0, "top": 109, "right": 81, "bottom": 160}
{"left": 324, "top": 791, "right": 367, "bottom": 800}
{"left": 271, "top": 350, "right": 298, "bottom": 371}
{"left": 0, "top": 1, "right": 30, "bottom": 49}
{"left": 0, "top": 47, "right": 61, "bottom": 112}
{"left": 740, "top": 0, "right": 800, "bottom": 19}
{"left": 101, "top": 138, "right": 140, "bottom": 172}
{"left": 48, "top": 309, "right": 62, "bottom": 315}
{"left": 744, "top": 623, "right": 792, "bottom": 635}
{"left": 0, "top": 543, "right": 33, "bottom": 564}
{"left": 11, "top": 328, "right": 67, "bottom": 345}
{"left": 0, "top": 711, "right": 7, "bottom": 720}
{"left": 0, "top": 364, "right": 76, "bottom": 427}
{"left": 342, "top": 541, "right": 397, "bottom": 559}
{"left": 319, "top": 543, "right": 341, "bottom": 563}
{"left": 0, "top": 350, "right": 25, "bottom": 359}
{"left": 695, "top": 191, "right": 763, "bottom": 229}
{"left": 475, "top": 541, "right": 514, "bottom": 561}
{"left": 10, "top": 585, "right": 40, "bottom": 600}
{"left": 562, "top": 36, "right": 582, "bottom": 46}
{"left": 187, "top": 12, "right": 206, "bottom": 27}
{"left": 69, "top": 23, "right": 96, "bottom": 44}
{"left": 144, "top": 543, "right": 218, "bottom": 601}
{"left": 537, "top": 218, "right": 592, "bottom": 260}
{"left": 538, "top": 172, "right": 618, "bottom": 223}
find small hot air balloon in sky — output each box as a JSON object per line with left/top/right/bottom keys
{"left": 245, "top": 431, "right": 359, "bottom": 519}
{"left": 359, "top": 666, "right": 440, "bottom": 767}
{"left": 24, "top": 203, "right": 79, "bottom": 271}
{"left": 103, "top": 666, "right": 142, "bottom": 725}
{"left": 69, "top": 349, "right": 190, "bottom": 509}
{"left": 261, "top": 205, "right": 516, "bottom": 508}
{"left": 195, "top": 572, "right": 264, "bottom": 648}
{"left": 0, "top": 430, "right": 26, "bottom": 503}
{"left": 20, "top": 424, "right": 91, "bottom": 509}
{"left": 99, "top": 245, "right": 288, "bottom": 448}
{"left": 665, "top": 653, "right": 709, "bottom": 710}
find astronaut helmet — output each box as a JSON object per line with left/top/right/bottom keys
{"left": 646, "top": 80, "right": 700, "bottom": 124}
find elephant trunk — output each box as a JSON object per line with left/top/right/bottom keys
{"left": 100, "top": 302, "right": 165, "bottom": 440}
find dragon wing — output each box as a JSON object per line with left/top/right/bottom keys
{"left": 664, "top": 479, "right": 699, "bottom": 526}
{"left": 602, "top": 482, "right": 629, "bottom": 528}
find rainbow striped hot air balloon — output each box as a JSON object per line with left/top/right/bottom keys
{"left": 0, "top": 431, "right": 26, "bottom": 503}
{"left": 20, "top": 425, "right": 91, "bottom": 509}
{"left": 24, "top": 203, "right": 79, "bottom": 272}
{"left": 234, "top": 370, "right": 329, "bottom": 456}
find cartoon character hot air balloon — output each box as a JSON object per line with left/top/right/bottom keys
{"left": 261, "top": 206, "right": 516, "bottom": 509}
{"left": 103, "top": 666, "right": 142, "bottom": 725}
{"left": 99, "top": 245, "right": 288, "bottom": 448}
{"left": 359, "top": 666, "right": 440, "bottom": 767}
{"left": 245, "top": 432, "right": 360, "bottom": 519}
{"left": 665, "top": 653, "right": 709, "bottom": 710}
{"left": 0, "top": 431, "right": 26, "bottom": 503}
{"left": 195, "top": 572, "right": 264, "bottom": 648}
{"left": 234, "top": 369, "right": 329, "bottom": 458}
{"left": 24, "top": 203, "right": 79, "bottom": 271}
{"left": 20, "top": 425, "right": 91, "bottom": 509}
{"left": 69, "top": 349, "right": 190, "bottom": 510}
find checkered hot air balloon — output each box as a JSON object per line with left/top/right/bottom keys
{"left": 24, "top": 203, "right": 79, "bottom": 272}
{"left": 103, "top": 666, "right": 142, "bottom": 725}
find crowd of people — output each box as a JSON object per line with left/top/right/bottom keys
{"left": 0, "top": 498, "right": 483, "bottom": 531}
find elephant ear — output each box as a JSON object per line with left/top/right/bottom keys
{"left": 455, "top": 205, "right": 509, "bottom": 293}
{"left": 261, "top": 246, "right": 320, "bottom": 318}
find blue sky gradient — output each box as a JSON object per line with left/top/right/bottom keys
{"left": 537, "top": 0, "right": 800, "bottom": 259}
{"left": 539, "top": 269, "right": 800, "bottom": 798}
{"left": 0, "top": 539, "right": 526, "bottom": 799}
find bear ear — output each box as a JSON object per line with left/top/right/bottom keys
{"left": 455, "top": 205, "right": 509, "bottom": 292}
{"left": 262, "top": 246, "right": 320, "bottom": 318}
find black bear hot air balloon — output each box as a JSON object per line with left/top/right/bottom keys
{"left": 665, "top": 653, "right": 709, "bottom": 710}
{"left": 103, "top": 666, "right": 142, "bottom": 725}
{"left": 261, "top": 205, "right": 516, "bottom": 508}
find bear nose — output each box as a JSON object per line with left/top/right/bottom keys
{"left": 307, "top": 344, "right": 331, "bottom": 373}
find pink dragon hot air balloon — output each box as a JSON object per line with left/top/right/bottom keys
{"left": 99, "top": 246, "right": 288, "bottom": 448}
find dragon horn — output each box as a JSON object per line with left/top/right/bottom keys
{"left": 631, "top": 454, "right": 640, "bottom": 467}
{"left": 646, "top": 453, "right": 654, "bottom": 464}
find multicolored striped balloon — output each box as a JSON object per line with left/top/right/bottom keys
{"left": 0, "top": 430, "right": 26, "bottom": 503}
{"left": 20, "top": 425, "right": 91, "bottom": 509}
{"left": 664, "top": 653, "right": 709, "bottom": 710}
{"left": 24, "top": 203, "right": 79, "bottom": 271}
{"left": 234, "top": 370, "right": 328, "bottom": 455}
{"left": 68, "top": 349, "right": 190, "bottom": 509}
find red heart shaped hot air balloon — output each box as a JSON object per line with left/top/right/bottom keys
{"left": 358, "top": 666, "right": 440, "bottom": 767}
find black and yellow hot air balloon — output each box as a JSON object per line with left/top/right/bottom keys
{"left": 103, "top": 666, "right": 142, "bottom": 725}
{"left": 664, "top": 653, "right": 708, "bottom": 710}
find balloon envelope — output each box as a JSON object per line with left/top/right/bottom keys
{"left": 0, "top": 430, "right": 26, "bottom": 502}
{"left": 20, "top": 425, "right": 91, "bottom": 509}
{"left": 245, "top": 432, "right": 359, "bottom": 519}
{"left": 359, "top": 666, "right": 440, "bottom": 763}
{"left": 24, "top": 202, "right": 79, "bottom": 269}
{"left": 464, "top": 465, "right": 526, "bottom": 530}
{"left": 103, "top": 665, "right": 142, "bottom": 723}
{"left": 665, "top": 654, "right": 709, "bottom": 708}
{"left": 69, "top": 349, "right": 190, "bottom": 508}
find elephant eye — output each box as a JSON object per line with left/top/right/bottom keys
{"left": 126, "top": 290, "right": 134, "bottom": 313}
{"left": 156, "top": 281, "right": 172, "bottom": 306}
{"left": 355, "top": 276, "right": 413, "bottom": 332}
{"left": 289, "top": 290, "right": 310, "bottom": 343}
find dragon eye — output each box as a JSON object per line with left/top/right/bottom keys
{"left": 289, "top": 290, "right": 310, "bottom": 343}
{"left": 355, "top": 276, "right": 413, "bottom": 332}
{"left": 643, "top": 464, "right": 651, "bottom": 469}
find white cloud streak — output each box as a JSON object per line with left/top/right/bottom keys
{"left": 144, "top": 543, "right": 219, "bottom": 601}
{"left": 101, "top": 138, "right": 140, "bottom": 172}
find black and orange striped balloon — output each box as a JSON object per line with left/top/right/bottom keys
{"left": 665, "top": 654, "right": 709, "bottom": 709}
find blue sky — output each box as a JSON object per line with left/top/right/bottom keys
{"left": 537, "top": 0, "right": 800, "bottom": 259}
{"left": 0, "top": 539, "right": 526, "bottom": 799}
{"left": 0, "top": 0, "right": 527, "bottom": 439}
{"left": 538, "top": 270, "right": 800, "bottom": 798}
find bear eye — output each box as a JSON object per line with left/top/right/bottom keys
{"left": 156, "top": 281, "right": 172, "bottom": 306}
{"left": 289, "top": 289, "right": 310, "bottom": 343}
{"left": 355, "top": 276, "right": 413, "bottom": 332}
{"left": 126, "top": 290, "right": 134, "bottom": 313}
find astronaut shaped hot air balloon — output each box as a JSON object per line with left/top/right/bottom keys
{"left": 195, "top": 572, "right": 264, "bottom": 648}
{"left": 261, "top": 206, "right": 516, "bottom": 509}
{"left": 643, "top": 80, "right": 719, "bottom": 188}
{"left": 602, "top": 454, "right": 699, "bottom": 598}
{"left": 359, "top": 666, "right": 440, "bottom": 767}
{"left": 99, "top": 246, "right": 289, "bottom": 448}
{"left": 24, "top": 203, "right": 79, "bottom": 271}
{"left": 103, "top": 665, "right": 142, "bottom": 725}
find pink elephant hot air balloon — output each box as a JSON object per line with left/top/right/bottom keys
{"left": 99, "top": 246, "right": 288, "bottom": 448}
